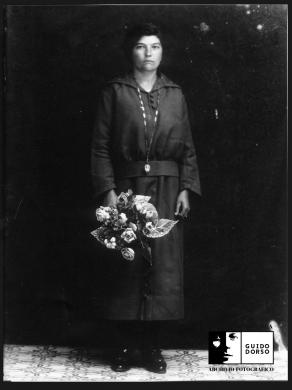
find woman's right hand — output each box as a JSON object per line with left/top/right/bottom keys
{"left": 102, "top": 189, "right": 118, "bottom": 207}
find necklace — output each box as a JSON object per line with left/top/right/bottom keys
{"left": 136, "top": 85, "right": 160, "bottom": 174}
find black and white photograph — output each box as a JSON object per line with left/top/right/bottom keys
{"left": 2, "top": 3, "right": 287, "bottom": 382}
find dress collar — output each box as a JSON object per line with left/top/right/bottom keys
{"left": 107, "top": 72, "right": 180, "bottom": 92}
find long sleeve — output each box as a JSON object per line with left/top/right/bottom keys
{"left": 179, "top": 95, "right": 201, "bottom": 196}
{"left": 91, "top": 86, "right": 117, "bottom": 200}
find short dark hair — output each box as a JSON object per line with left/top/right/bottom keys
{"left": 123, "top": 22, "right": 162, "bottom": 62}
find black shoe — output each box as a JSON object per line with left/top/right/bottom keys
{"left": 143, "top": 348, "right": 167, "bottom": 374}
{"left": 110, "top": 348, "right": 131, "bottom": 372}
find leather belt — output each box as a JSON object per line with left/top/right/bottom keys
{"left": 115, "top": 160, "right": 179, "bottom": 178}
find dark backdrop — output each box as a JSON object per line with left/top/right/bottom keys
{"left": 4, "top": 4, "right": 287, "bottom": 349}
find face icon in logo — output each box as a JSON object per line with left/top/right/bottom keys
{"left": 225, "top": 332, "right": 241, "bottom": 363}
{"left": 209, "top": 332, "right": 241, "bottom": 364}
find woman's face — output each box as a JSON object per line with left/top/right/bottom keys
{"left": 132, "top": 35, "right": 163, "bottom": 72}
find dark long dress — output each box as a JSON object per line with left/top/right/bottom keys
{"left": 91, "top": 73, "right": 201, "bottom": 321}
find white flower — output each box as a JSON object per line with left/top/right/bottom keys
{"left": 143, "top": 221, "right": 155, "bottom": 236}
{"left": 137, "top": 202, "right": 158, "bottom": 224}
{"left": 121, "top": 247, "right": 135, "bottom": 261}
{"left": 104, "top": 238, "right": 116, "bottom": 249}
{"left": 108, "top": 242, "right": 116, "bottom": 249}
{"left": 145, "top": 221, "right": 154, "bottom": 230}
{"left": 96, "top": 207, "right": 110, "bottom": 222}
{"left": 146, "top": 210, "right": 154, "bottom": 219}
{"left": 118, "top": 213, "right": 128, "bottom": 224}
{"left": 121, "top": 228, "right": 137, "bottom": 243}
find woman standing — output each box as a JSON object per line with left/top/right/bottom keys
{"left": 91, "top": 23, "right": 201, "bottom": 373}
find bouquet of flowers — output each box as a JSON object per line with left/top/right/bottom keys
{"left": 91, "top": 189, "right": 178, "bottom": 263}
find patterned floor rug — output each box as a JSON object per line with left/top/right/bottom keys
{"left": 3, "top": 344, "right": 288, "bottom": 382}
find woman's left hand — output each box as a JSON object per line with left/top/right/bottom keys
{"left": 175, "top": 189, "right": 190, "bottom": 219}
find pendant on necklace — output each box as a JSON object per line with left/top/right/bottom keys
{"left": 144, "top": 163, "right": 151, "bottom": 174}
